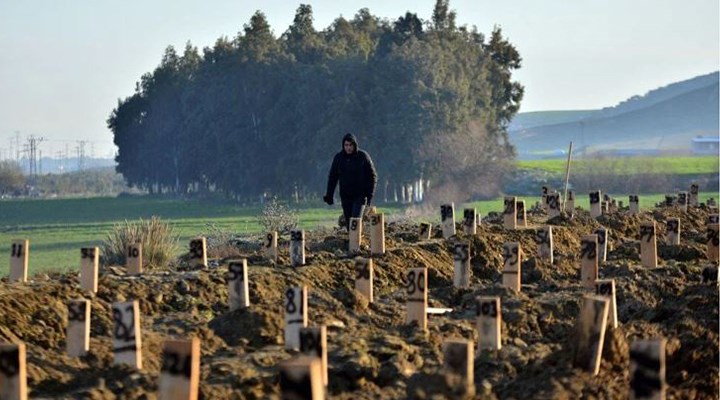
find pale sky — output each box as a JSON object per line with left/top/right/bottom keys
{"left": 0, "top": 0, "right": 717, "bottom": 158}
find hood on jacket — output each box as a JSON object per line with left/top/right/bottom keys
{"left": 342, "top": 133, "right": 358, "bottom": 154}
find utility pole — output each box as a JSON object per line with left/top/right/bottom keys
{"left": 25, "top": 135, "right": 45, "bottom": 183}
{"left": 76, "top": 140, "right": 88, "bottom": 171}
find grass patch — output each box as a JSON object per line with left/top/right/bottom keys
{"left": 517, "top": 156, "right": 718, "bottom": 175}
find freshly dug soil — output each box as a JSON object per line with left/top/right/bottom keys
{"left": 0, "top": 205, "right": 717, "bottom": 399}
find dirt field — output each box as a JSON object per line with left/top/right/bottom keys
{"left": 0, "top": 204, "right": 718, "bottom": 399}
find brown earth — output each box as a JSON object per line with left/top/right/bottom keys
{"left": 0, "top": 205, "right": 718, "bottom": 399}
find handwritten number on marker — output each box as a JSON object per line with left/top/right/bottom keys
{"left": 590, "top": 192, "right": 600, "bottom": 204}
{"left": 68, "top": 302, "right": 86, "bottom": 322}
{"left": 502, "top": 245, "right": 518, "bottom": 266}
{"left": 11, "top": 243, "right": 23, "bottom": 258}
{"left": 640, "top": 226, "right": 655, "bottom": 243}
{"left": 113, "top": 305, "right": 136, "bottom": 342}
{"left": 406, "top": 270, "right": 425, "bottom": 295}
{"left": 0, "top": 348, "right": 20, "bottom": 377}
{"left": 127, "top": 246, "right": 139, "bottom": 258}
{"left": 503, "top": 199, "right": 514, "bottom": 215}
{"left": 189, "top": 240, "right": 203, "bottom": 258}
{"left": 355, "top": 261, "right": 370, "bottom": 280}
{"left": 162, "top": 352, "right": 192, "bottom": 378}
{"left": 596, "top": 282, "right": 612, "bottom": 296}
{"left": 476, "top": 300, "right": 498, "bottom": 317}
{"left": 581, "top": 241, "right": 597, "bottom": 259}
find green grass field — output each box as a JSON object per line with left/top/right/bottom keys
{"left": 517, "top": 156, "right": 719, "bottom": 175}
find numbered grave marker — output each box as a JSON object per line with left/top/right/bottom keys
{"left": 9, "top": 239, "right": 28, "bottom": 282}
{"left": 126, "top": 243, "right": 142, "bottom": 275}
{"left": 689, "top": 184, "right": 699, "bottom": 207}
{"left": 503, "top": 197, "right": 517, "bottom": 229}
{"left": 300, "top": 326, "right": 328, "bottom": 387}
{"left": 0, "top": 342, "right": 27, "bottom": 400}
{"left": 707, "top": 223, "right": 719, "bottom": 262}
{"left": 565, "top": 190, "right": 576, "bottom": 215}
{"left": 475, "top": 296, "right": 501, "bottom": 351}
{"left": 284, "top": 286, "right": 308, "bottom": 350}
{"left": 290, "top": 230, "right": 305, "bottom": 267}
{"left": 629, "top": 195, "right": 640, "bottom": 215}
{"left": 441, "top": 203, "right": 456, "bottom": 239}
{"left": 664, "top": 195, "right": 675, "bottom": 207}
{"left": 159, "top": 338, "right": 200, "bottom": 400}
{"left": 630, "top": 339, "right": 666, "bottom": 400}
{"left": 594, "top": 279, "right": 618, "bottom": 329}
{"left": 677, "top": 192, "right": 688, "bottom": 212}
{"left": 348, "top": 218, "right": 362, "bottom": 254}
{"left": 279, "top": 356, "right": 324, "bottom": 400}
{"left": 573, "top": 295, "right": 610, "bottom": 375}
{"left": 227, "top": 260, "right": 249, "bottom": 311}
{"left": 535, "top": 226, "right": 554, "bottom": 264}
{"left": 419, "top": 223, "right": 432, "bottom": 240}
{"left": 541, "top": 186, "right": 549, "bottom": 212}
{"left": 263, "top": 231, "right": 278, "bottom": 263}
{"left": 547, "top": 193, "right": 561, "bottom": 218}
{"left": 502, "top": 242, "right": 521, "bottom": 292}
{"left": 67, "top": 299, "right": 91, "bottom": 357}
{"left": 640, "top": 222, "right": 658, "bottom": 268}
{"left": 80, "top": 247, "right": 99, "bottom": 293}
{"left": 601, "top": 201, "right": 610, "bottom": 214}
{"left": 370, "top": 213, "right": 385, "bottom": 255}
{"left": 406, "top": 267, "right": 427, "bottom": 329}
{"left": 188, "top": 237, "right": 207, "bottom": 268}
{"left": 463, "top": 208, "right": 478, "bottom": 235}
{"left": 709, "top": 214, "right": 720, "bottom": 225}
{"left": 443, "top": 338, "right": 475, "bottom": 394}
{"left": 665, "top": 218, "right": 680, "bottom": 246}
{"left": 594, "top": 228, "right": 608, "bottom": 262}
{"left": 354, "top": 257, "right": 373, "bottom": 303}
{"left": 453, "top": 242, "right": 471, "bottom": 288}
{"left": 580, "top": 235, "right": 599, "bottom": 288}
{"left": 589, "top": 191, "right": 602, "bottom": 218}
{"left": 112, "top": 300, "right": 142, "bottom": 369}
{"left": 516, "top": 201, "right": 526, "bottom": 227}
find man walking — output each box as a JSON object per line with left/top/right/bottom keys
{"left": 324, "top": 133, "right": 378, "bottom": 230}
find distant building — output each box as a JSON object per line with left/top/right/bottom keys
{"left": 692, "top": 136, "right": 720, "bottom": 155}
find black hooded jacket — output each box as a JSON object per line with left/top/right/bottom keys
{"left": 326, "top": 134, "right": 378, "bottom": 201}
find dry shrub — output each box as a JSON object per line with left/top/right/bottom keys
{"left": 257, "top": 197, "right": 298, "bottom": 234}
{"left": 101, "top": 216, "right": 178, "bottom": 269}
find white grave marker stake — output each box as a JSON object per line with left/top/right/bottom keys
{"left": 535, "top": 226, "right": 554, "bottom": 264}
{"left": 112, "top": 300, "right": 142, "bottom": 369}
{"left": 354, "top": 257, "right": 373, "bottom": 303}
{"left": 630, "top": 339, "right": 666, "bottom": 400}
{"left": 515, "top": 201, "right": 527, "bottom": 227}
{"left": 406, "top": 267, "right": 427, "bottom": 329}
{"left": 348, "top": 218, "right": 362, "bottom": 254}
{"left": 594, "top": 279, "right": 618, "bottom": 329}
{"left": 419, "top": 223, "right": 432, "bottom": 240}
{"left": 573, "top": 295, "right": 610, "bottom": 375}
{"left": 502, "top": 242, "right": 521, "bottom": 291}
{"left": 589, "top": 191, "right": 602, "bottom": 218}
{"left": 547, "top": 193, "right": 561, "bottom": 218}
{"left": 227, "top": 260, "right": 249, "bottom": 310}
{"left": 67, "top": 299, "right": 91, "bottom": 357}
{"left": 443, "top": 338, "right": 475, "bottom": 395}
{"left": 188, "top": 238, "right": 207, "bottom": 268}
{"left": 284, "top": 286, "right": 308, "bottom": 350}
{"left": 453, "top": 242, "right": 471, "bottom": 288}
{"left": 126, "top": 243, "right": 142, "bottom": 275}
{"left": 707, "top": 223, "right": 719, "bottom": 262}
{"left": 300, "top": 326, "right": 328, "bottom": 387}
{"left": 279, "top": 356, "right": 324, "bottom": 400}
{"left": 677, "top": 192, "right": 688, "bottom": 212}
{"left": 594, "top": 228, "right": 609, "bottom": 262}
{"left": 9, "top": 239, "right": 28, "bottom": 282}
{"left": 0, "top": 342, "right": 27, "bottom": 400}
{"left": 463, "top": 208, "right": 478, "bottom": 235}
{"left": 370, "top": 213, "right": 385, "bottom": 255}
{"left": 580, "top": 235, "right": 599, "bottom": 288}
{"left": 263, "top": 231, "right": 278, "bottom": 263}
{"left": 689, "top": 184, "right": 699, "bottom": 208}
{"left": 290, "top": 230, "right": 305, "bottom": 267}
{"left": 665, "top": 218, "right": 680, "bottom": 246}
{"left": 80, "top": 247, "right": 99, "bottom": 293}
{"left": 159, "top": 338, "right": 200, "bottom": 400}
{"left": 441, "top": 203, "right": 456, "bottom": 239}
{"left": 475, "top": 296, "right": 501, "bottom": 351}
{"left": 503, "top": 197, "right": 517, "bottom": 230}
{"left": 629, "top": 195, "right": 640, "bottom": 215}
{"left": 640, "top": 222, "right": 658, "bottom": 268}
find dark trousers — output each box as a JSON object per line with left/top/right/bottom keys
{"left": 341, "top": 196, "right": 366, "bottom": 231}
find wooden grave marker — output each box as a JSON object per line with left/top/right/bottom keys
{"left": 594, "top": 228, "right": 609, "bottom": 262}
{"left": 419, "top": 223, "right": 432, "bottom": 240}
{"left": 188, "top": 237, "right": 207, "bottom": 268}
{"left": 630, "top": 339, "right": 666, "bottom": 400}
{"left": 0, "top": 342, "right": 27, "bottom": 400}
{"left": 664, "top": 195, "right": 675, "bottom": 208}
{"left": 112, "top": 300, "right": 142, "bottom": 369}
{"left": 573, "top": 295, "right": 610, "bottom": 375}
{"left": 126, "top": 243, "right": 142, "bottom": 275}
{"left": 453, "top": 242, "right": 471, "bottom": 288}
{"left": 589, "top": 191, "right": 602, "bottom": 218}
{"left": 677, "top": 192, "right": 688, "bottom": 212}
{"left": 443, "top": 338, "right": 475, "bottom": 395}
{"left": 475, "top": 296, "right": 501, "bottom": 351}
{"left": 541, "top": 186, "right": 549, "bottom": 212}
{"left": 348, "top": 218, "right": 362, "bottom": 254}
{"left": 640, "top": 222, "right": 658, "bottom": 268}
{"left": 263, "top": 231, "right": 278, "bottom": 263}
{"left": 665, "top": 218, "right": 680, "bottom": 246}
{"left": 290, "top": 230, "right": 305, "bottom": 267}
{"left": 67, "top": 299, "right": 91, "bottom": 357}
{"left": 502, "top": 242, "right": 521, "bottom": 291}
{"left": 9, "top": 239, "right": 28, "bottom": 282}
{"left": 227, "top": 260, "right": 249, "bottom": 310}
{"left": 284, "top": 286, "right": 308, "bottom": 350}
{"left": 300, "top": 326, "right": 328, "bottom": 387}
{"left": 279, "top": 356, "right": 324, "bottom": 400}
{"left": 707, "top": 223, "right": 719, "bottom": 262}
{"left": 594, "top": 279, "right": 618, "bottom": 329}
{"left": 547, "top": 192, "right": 561, "bottom": 218}
{"left": 80, "top": 247, "right": 99, "bottom": 293}
{"left": 629, "top": 195, "right": 640, "bottom": 215}
{"left": 370, "top": 213, "right": 385, "bottom": 255}
{"left": 689, "top": 184, "right": 699, "bottom": 208}
{"left": 535, "top": 226, "right": 554, "bottom": 264}
{"left": 159, "top": 338, "right": 200, "bottom": 400}
{"left": 463, "top": 208, "right": 478, "bottom": 235}
{"left": 503, "top": 197, "right": 517, "bottom": 229}
{"left": 580, "top": 235, "right": 599, "bottom": 288}
{"left": 406, "top": 267, "right": 427, "bottom": 329}
{"left": 354, "top": 257, "right": 373, "bottom": 303}
{"left": 516, "top": 201, "right": 527, "bottom": 227}
{"left": 441, "top": 203, "right": 456, "bottom": 239}
{"left": 565, "top": 190, "right": 576, "bottom": 215}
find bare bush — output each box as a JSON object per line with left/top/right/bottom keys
{"left": 257, "top": 197, "right": 299, "bottom": 234}
{"left": 101, "top": 216, "right": 178, "bottom": 269}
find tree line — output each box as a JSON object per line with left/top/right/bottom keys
{"left": 108, "top": 0, "right": 523, "bottom": 203}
